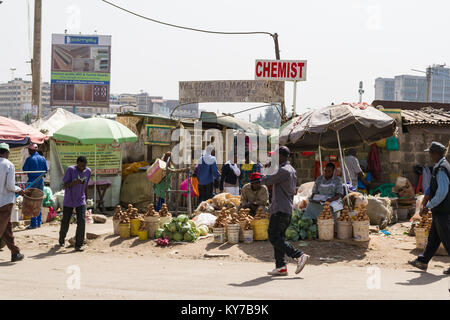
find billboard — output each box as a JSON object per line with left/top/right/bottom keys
{"left": 50, "top": 34, "right": 111, "bottom": 108}
{"left": 255, "top": 59, "right": 307, "bottom": 81}
{"left": 55, "top": 143, "right": 122, "bottom": 175}
{"left": 179, "top": 80, "right": 284, "bottom": 103}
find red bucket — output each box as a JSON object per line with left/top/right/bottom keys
{"left": 22, "top": 188, "right": 44, "bottom": 218}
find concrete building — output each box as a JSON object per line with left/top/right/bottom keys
{"left": 118, "top": 93, "right": 137, "bottom": 106}
{"left": 135, "top": 92, "right": 153, "bottom": 113}
{"left": 374, "top": 78, "right": 395, "bottom": 101}
{"left": 374, "top": 64, "right": 450, "bottom": 103}
{"left": 394, "top": 75, "right": 427, "bottom": 102}
{"left": 0, "top": 78, "right": 50, "bottom": 120}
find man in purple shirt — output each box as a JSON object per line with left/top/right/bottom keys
{"left": 58, "top": 156, "right": 91, "bottom": 251}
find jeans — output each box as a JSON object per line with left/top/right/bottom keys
{"left": 156, "top": 197, "right": 165, "bottom": 212}
{"left": 418, "top": 212, "right": 450, "bottom": 263}
{"left": 198, "top": 183, "right": 214, "bottom": 202}
{"left": 59, "top": 205, "right": 86, "bottom": 248}
{"left": 268, "top": 211, "right": 303, "bottom": 268}
{"left": 30, "top": 183, "right": 43, "bottom": 228}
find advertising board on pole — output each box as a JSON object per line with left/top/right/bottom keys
{"left": 50, "top": 34, "right": 111, "bottom": 108}
{"left": 179, "top": 80, "right": 284, "bottom": 104}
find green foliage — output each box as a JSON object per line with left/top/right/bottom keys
{"left": 254, "top": 105, "right": 281, "bottom": 129}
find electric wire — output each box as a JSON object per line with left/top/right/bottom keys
{"left": 101, "top": 0, "right": 274, "bottom": 37}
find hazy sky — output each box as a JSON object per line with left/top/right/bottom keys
{"left": 1, "top": 0, "right": 449, "bottom": 120}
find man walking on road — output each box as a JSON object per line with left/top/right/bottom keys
{"left": 409, "top": 142, "right": 450, "bottom": 275}
{"left": 59, "top": 156, "right": 91, "bottom": 252}
{"left": 0, "top": 143, "right": 25, "bottom": 262}
{"left": 262, "top": 146, "right": 310, "bottom": 276}
{"left": 23, "top": 143, "right": 48, "bottom": 229}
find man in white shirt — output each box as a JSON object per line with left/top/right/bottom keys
{"left": 343, "top": 149, "right": 371, "bottom": 191}
{"left": 0, "top": 143, "right": 24, "bottom": 262}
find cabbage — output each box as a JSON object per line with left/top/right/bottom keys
{"left": 285, "top": 226, "right": 299, "bottom": 241}
{"left": 180, "top": 223, "right": 192, "bottom": 233}
{"left": 166, "top": 221, "right": 178, "bottom": 233}
{"left": 175, "top": 221, "right": 184, "bottom": 232}
{"left": 173, "top": 232, "right": 184, "bottom": 242}
{"left": 192, "top": 226, "right": 200, "bottom": 237}
{"left": 188, "top": 220, "right": 196, "bottom": 228}
{"left": 183, "top": 230, "right": 197, "bottom": 242}
{"left": 198, "top": 225, "right": 209, "bottom": 236}
{"left": 176, "top": 214, "right": 189, "bottom": 223}
{"left": 154, "top": 228, "right": 164, "bottom": 239}
{"left": 161, "top": 230, "right": 173, "bottom": 240}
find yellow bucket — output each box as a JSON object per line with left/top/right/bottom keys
{"left": 119, "top": 223, "right": 130, "bottom": 239}
{"left": 137, "top": 229, "right": 148, "bottom": 241}
{"left": 251, "top": 219, "right": 270, "bottom": 241}
{"left": 130, "top": 218, "right": 141, "bottom": 236}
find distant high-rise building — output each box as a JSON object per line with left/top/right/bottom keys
{"left": 0, "top": 78, "right": 50, "bottom": 120}
{"left": 374, "top": 78, "right": 395, "bottom": 100}
{"left": 374, "top": 64, "right": 450, "bottom": 103}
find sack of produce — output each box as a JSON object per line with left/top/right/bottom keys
{"left": 366, "top": 195, "right": 393, "bottom": 229}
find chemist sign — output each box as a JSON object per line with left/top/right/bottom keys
{"left": 255, "top": 59, "right": 307, "bottom": 81}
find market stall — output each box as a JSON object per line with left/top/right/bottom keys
{"left": 52, "top": 118, "right": 138, "bottom": 211}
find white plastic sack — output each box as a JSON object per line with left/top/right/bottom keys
{"left": 293, "top": 182, "right": 314, "bottom": 210}
{"left": 194, "top": 213, "right": 217, "bottom": 228}
{"left": 85, "top": 209, "right": 94, "bottom": 224}
{"left": 410, "top": 195, "right": 425, "bottom": 222}
{"left": 195, "top": 201, "right": 215, "bottom": 213}
{"left": 297, "top": 182, "right": 315, "bottom": 197}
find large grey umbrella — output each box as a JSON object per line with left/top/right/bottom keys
{"left": 279, "top": 103, "right": 396, "bottom": 150}
{"left": 279, "top": 103, "right": 396, "bottom": 204}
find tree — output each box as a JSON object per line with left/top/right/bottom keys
{"left": 254, "top": 105, "right": 281, "bottom": 129}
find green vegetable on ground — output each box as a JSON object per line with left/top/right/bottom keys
{"left": 173, "top": 232, "right": 184, "bottom": 242}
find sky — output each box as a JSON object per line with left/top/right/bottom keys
{"left": 1, "top": 0, "right": 449, "bottom": 120}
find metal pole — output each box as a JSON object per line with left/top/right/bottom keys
{"left": 292, "top": 80, "right": 298, "bottom": 117}
{"left": 273, "top": 33, "right": 287, "bottom": 124}
{"left": 318, "top": 145, "right": 323, "bottom": 176}
{"left": 94, "top": 144, "right": 97, "bottom": 212}
{"left": 187, "top": 168, "right": 192, "bottom": 216}
{"left": 336, "top": 130, "right": 351, "bottom": 209}
{"left": 32, "top": 0, "right": 42, "bottom": 119}
{"left": 426, "top": 66, "right": 431, "bottom": 103}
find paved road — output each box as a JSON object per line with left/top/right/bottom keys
{"left": 0, "top": 249, "right": 448, "bottom": 300}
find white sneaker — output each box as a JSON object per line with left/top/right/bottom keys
{"left": 267, "top": 266, "right": 288, "bottom": 276}
{"left": 295, "top": 254, "right": 310, "bottom": 274}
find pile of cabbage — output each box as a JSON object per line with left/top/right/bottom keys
{"left": 285, "top": 209, "right": 317, "bottom": 241}
{"left": 154, "top": 214, "right": 209, "bottom": 242}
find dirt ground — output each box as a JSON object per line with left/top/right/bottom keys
{"left": 8, "top": 218, "right": 449, "bottom": 270}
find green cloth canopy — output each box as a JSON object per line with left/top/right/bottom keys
{"left": 53, "top": 118, "right": 137, "bottom": 144}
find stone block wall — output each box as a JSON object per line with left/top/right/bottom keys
{"left": 287, "top": 125, "right": 450, "bottom": 189}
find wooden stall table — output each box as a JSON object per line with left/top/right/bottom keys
{"left": 88, "top": 180, "right": 111, "bottom": 212}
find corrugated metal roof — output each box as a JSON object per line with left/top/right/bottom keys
{"left": 402, "top": 107, "right": 450, "bottom": 125}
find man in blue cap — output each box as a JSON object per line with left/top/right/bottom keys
{"left": 23, "top": 143, "right": 48, "bottom": 229}
{"left": 409, "top": 141, "right": 450, "bottom": 274}
{"left": 262, "top": 146, "right": 310, "bottom": 276}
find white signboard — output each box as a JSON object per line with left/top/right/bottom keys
{"left": 255, "top": 59, "right": 307, "bottom": 81}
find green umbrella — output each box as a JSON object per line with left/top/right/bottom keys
{"left": 53, "top": 118, "right": 138, "bottom": 211}
{"left": 53, "top": 118, "right": 137, "bottom": 144}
